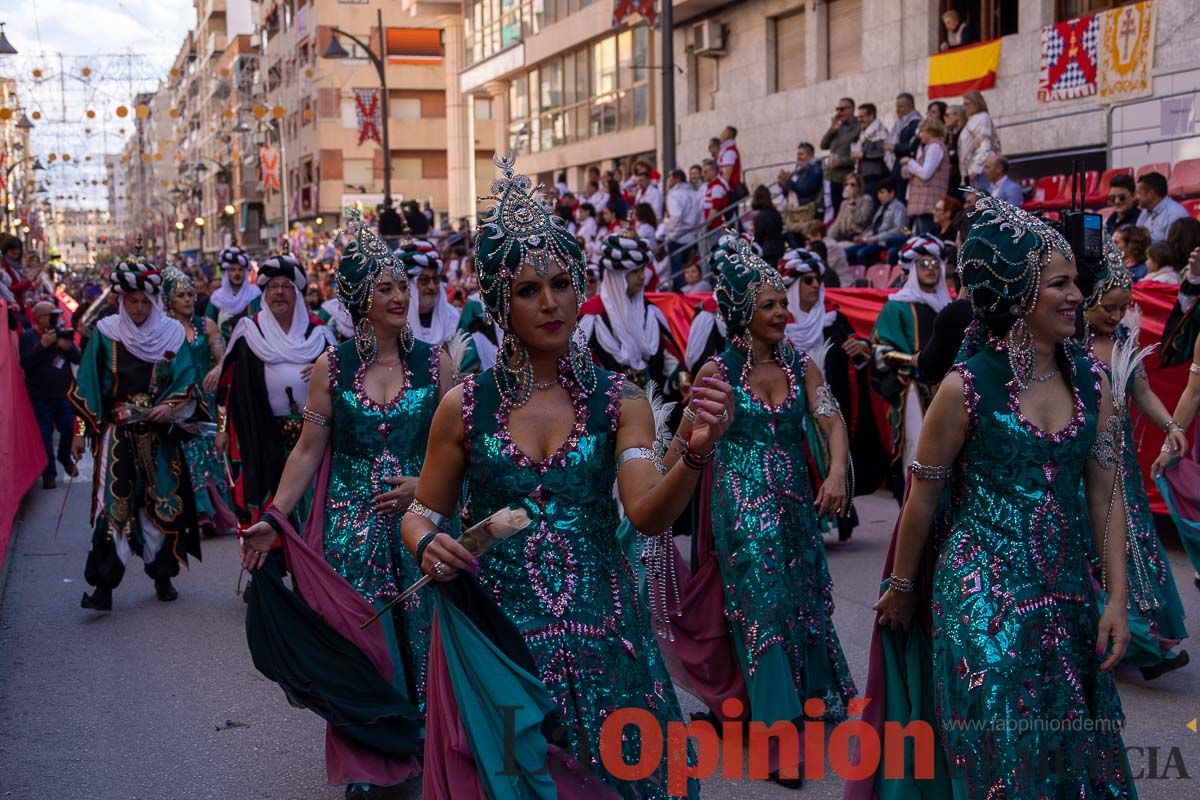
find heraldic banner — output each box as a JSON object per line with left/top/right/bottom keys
{"left": 259, "top": 146, "right": 281, "bottom": 192}
{"left": 1099, "top": 0, "right": 1156, "bottom": 103}
{"left": 1038, "top": 13, "right": 1098, "bottom": 100}
{"left": 355, "top": 88, "right": 383, "bottom": 146}
{"left": 613, "top": 0, "right": 658, "bottom": 29}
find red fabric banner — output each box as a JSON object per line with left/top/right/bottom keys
{"left": 0, "top": 302, "right": 50, "bottom": 567}
{"left": 648, "top": 284, "right": 1186, "bottom": 513}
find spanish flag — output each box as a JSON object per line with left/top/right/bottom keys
{"left": 927, "top": 39, "right": 1002, "bottom": 99}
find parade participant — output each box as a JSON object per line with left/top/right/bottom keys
{"left": 673, "top": 234, "right": 855, "bottom": 788}
{"left": 684, "top": 295, "right": 725, "bottom": 376}
{"left": 205, "top": 245, "right": 259, "bottom": 342}
{"left": 1086, "top": 259, "right": 1189, "bottom": 678}
{"left": 869, "top": 234, "right": 951, "bottom": 499}
{"left": 319, "top": 294, "right": 356, "bottom": 342}
{"left": 856, "top": 195, "right": 1136, "bottom": 798}
{"left": 217, "top": 243, "right": 335, "bottom": 526}
{"left": 579, "top": 229, "right": 683, "bottom": 392}
{"left": 69, "top": 250, "right": 201, "bottom": 611}
{"left": 238, "top": 211, "right": 455, "bottom": 798}
{"left": 400, "top": 153, "right": 733, "bottom": 798}
{"left": 779, "top": 247, "right": 886, "bottom": 539}
{"left": 397, "top": 239, "right": 461, "bottom": 347}
{"left": 162, "top": 267, "right": 235, "bottom": 537}
{"left": 455, "top": 290, "right": 500, "bottom": 374}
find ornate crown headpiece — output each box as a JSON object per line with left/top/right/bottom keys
{"left": 711, "top": 230, "right": 785, "bottom": 331}
{"left": 337, "top": 206, "right": 404, "bottom": 313}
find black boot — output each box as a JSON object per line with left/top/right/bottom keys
{"left": 81, "top": 586, "right": 112, "bottom": 611}
{"left": 154, "top": 577, "right": 178, "bottom": 602}
{"left": 42, "top": 476, "right": 56, "bottom": 490}
{"left": 1140, "top": 650, "right": 1189, "bottom": 681}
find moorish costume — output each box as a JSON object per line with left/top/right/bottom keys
{"left": 205, "top": 245, "right": 260, "bottom": 341}
{"left": 71, "top": 254, "right": 201, "bottom": 610}
{"left": 400, "top": 239, "right": 461, "bottom": 348}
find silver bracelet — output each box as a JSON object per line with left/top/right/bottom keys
{"left": 813, "top": 384, "right": 840, "bottom": 418}
{"left": 617, "top": 447, "right": 656, "bottom": 468}
{"left": 1165, "top": 418, "right": 1182, "bottom": 433}
{"left": 407, "top": 499, "right": 448, "bottom": 530}
{"left": 1191, "top": 363, "right": 1200, "bottom": 377}
{"left": 909, "top": 460, "right": 951, "bottom": 480}
{"left": 683, "top": 406, "right": 697, "bottom": 423}
{"left": 889, "top": 574, "right": 916, "bottom": 593}
{"left": 302, "top": 407, "right": 330, "bottom": 428}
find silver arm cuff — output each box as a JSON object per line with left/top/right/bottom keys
{"left": 813, "top": 384, "right": 840, "bottom": 418}
{"left": 617, "top": 447, "right": 660, "bottom": 471}
{"left": 407, "top": 499, "right": 448, "bottom": 530}
{"left": 909, "top": 460, "right": 952, "bottom": 480}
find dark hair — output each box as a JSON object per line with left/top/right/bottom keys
{"left": 709, "top": 137, "right": 721, "bottom": 147}
{"left": 1117, "top": 224, "right": 1151, "bottom": 264}
{"left": 557, "top": 171, "right": 567, "bottom": 182}
{"left": 940, "top": 196, "right": 964, "bottom": 220}
{"left": 990, "top": 155, "right": 1009, "bottom": 174}
{"left": 1147, "top": 242, "right": 1173, "bottom": 269}
{"left": 796, "top": 141, "right": 814, "bottom": 154}
{"left": 1137, "top": 171, "right": 1169, "bottom": 197}
{"left": 751, "top": 184, "right": 774, "bottom": 210}
{"left": 669, "top": 168, "right": 686, "bottom": 182}
{"left": 858, "top": 103, "right": 877, "bottom": 117}
{"left": 928, "top": 100, "right": 947, "bottom": 118}
{"left": 634, "top": 202, "right": 658, "bottom": 227}
{"left": 839, "top": 96, "right": 855, "bottom": 109}
{"left": 579, "top": 202, "right": 595, "bottom": 217}
{"left": 1109, "top": 173, "right": 1135, "bottom": 194}
{"left": 1167, "top": 217, "right": 1200, "bottom": 271}
{"left": 877, "top": 177, "right": 898, "bottom": 194}
{"left": 1, "top": 235, "right": 23, "bottom": 255}
{"left": 897, "top": 92, "right": 915, "bottom": 106}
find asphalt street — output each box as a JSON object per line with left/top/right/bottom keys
{"left": 1, "top": 460, "right": 1197, "bottom": 800}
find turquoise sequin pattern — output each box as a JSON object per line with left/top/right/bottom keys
{"left": 323, "top": 339, "right": 444, "bottom": 711}
{"left": 932, "top": 347, "right": 1136, "bottom": 798}
{"left": 709, "top": 346, "right": 856, "bottom": 726}
{"left": 462, "top": 367, "right": 695, "bottom": 799}
{"left": 181, "top": 317, "right": 232, "bottom": 525}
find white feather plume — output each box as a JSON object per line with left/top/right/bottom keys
{"left": 807, "top": 339, "right": 835, "bottom": 379}
{"left": 1109, "top": 335, "right": 1156, "bottom": 414}
{"left": 1122, "top": 303, "right": 1143, "bottom": 347}
{"left": 444, "top": 330, "right": 471, "bottom": 373}
{"left": 643, "top": 380, "right": 678, "bottom": 451}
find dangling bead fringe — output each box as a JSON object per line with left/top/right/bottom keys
{"left": 399, "top": 321, "right": 414, "bottom": 355}
{"left": 1006, "top": 318, "right": 1035, "bottom": 389}
{"left": 355, "top": 317, "right": 378, "bottom": 365}
{"left": 568, "top": 325, "right": 597, "bottom": 395}
{"left": 496, "top": 329, "right": 534, "bottom": 406}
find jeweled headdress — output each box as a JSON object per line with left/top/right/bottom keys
{"left": 711, "top": 230, "right": 785, "bottom": 332}
{"left": 161, "top": 265, "right": 194, "bottom": 305}
{"left": 337, "top": 207, "right": 404, "bottom": 314}
{"left": 1087, "top": 235, "right": 1131, "bottom": 308}
{"left": 957, "top": 191, "right": 1072, "bottom": 327}
{"left": 474, "top": 152, "right": 585, "bottom": 329}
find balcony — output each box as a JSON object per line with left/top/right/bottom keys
{"left": 201, "top": 0, "right": 227, "bottom": 20}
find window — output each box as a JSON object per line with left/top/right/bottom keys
{"left": 693, "top": 49, "right": 717, "bottom": 113}
{"left": 392, "top": 157, "right": 423, "bottom": 180}
{"left": 391, "top": 98, "right": 422, "bottom": 120}
{"left": 386, "top": 28, "right": 443, "bottom": 64}
{"left": 1056, "top": 0, "right": 1136, "bottom": 20}
{"left": 465, "top": 0, "right": 540, "bottom": 66}
{"left": 343, "top": 159, "right": 373, "bottom": 188}
{"left": 939, "top": 1, "right": 1018, "bottom": 45}
{"left": 827, "top": 0, "right": 862, "bottom": 79}
{"left": 474, "top": 97, "right": 494, "bottom": 120}
{"left": 774, "top": 8, "right": 806, "bottom": 92}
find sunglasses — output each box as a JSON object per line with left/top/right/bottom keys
{"left": 799, "top": 274, "right": 820, "bottom": 285}
{"left": 836, "top": 106, "right": 852, "bottom": 112}
{"left": 916, "top": 258, "right": 941, "bottom": 270}
{"left": 1108, "top": 193, "right": 1130, "bottom": 203}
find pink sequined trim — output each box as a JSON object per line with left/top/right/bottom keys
{"left": 954, "top": 363, "right": 980, "bottom": 440}
{"left": 496, "top": 361, "right": 589, "bottom": 474}
{"left": 428, "top": 341, "right": 441, "bottom": 390}
{"left": 353, "top": 353, "right": 413, "bottom": 413}
{"left": 325, "top": 345, "right": 339, "bottom": 386}
{"left": 605, "top": 373, "right": 625, "bottom": 434}
{"left": 461, "top": 374, "right": 478, "bottom": 443}
{"left": 738, "top": 347, "right": 802, "bottom": 413}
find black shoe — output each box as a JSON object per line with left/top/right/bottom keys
{"left": 345, "top": 786, "right": 366, "bottom": 800}
{"left": 837, "top": 519, "right": 854, "bottom": 542}
{"left": 769, "top": 770, "right": 804, "bottom": 789}
{"left": 1140, "top": 650, "right": 1189, "bottom": 681}
{"left": 42, "top": 476, "right": 56, "bottom": 490}
{"left": 154, "top": 578, "right": 178, "bottom": 602}
{"left": 81, "top": 587, "right": 112, "bottom": 611}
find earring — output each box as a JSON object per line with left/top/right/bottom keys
{"left": 355, "top": 317, "right": 378, "bottom": 365}
{"left": 732, "top": 331, "right": 751, "bottom": 353}
{"left": 496, "top": 329, "right": 533, "bottom": 406}
{"left": 1006, "top": 317, "right": 1035, "bottom": 389}
{"left": 399, "top": 321, "right": 414, "bottom": 355}
{"left": 568, "top": 325, "right": 597, "bottom": 395}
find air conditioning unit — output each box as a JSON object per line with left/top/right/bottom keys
{"left": 693, "top": 20, "right": 724, "bottom": 56}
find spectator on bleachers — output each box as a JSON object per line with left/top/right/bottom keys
{"left": 940, "top": 8, "right": 978, "bottom": 51}
{"left": 585, "top": 179, "right": 609, "bottom": 212}
{"left": 555, "top": 171, "right": 571, "bottom": 197}
{"left": 632, "top": 161, "right": 663, "bottom": 220}
{"left": 933, "top": 196, "right": 963, "bottom": 243}
{"left": 1113, "top": 224, "right": 1150, "bottom": 281}
{"left": 901, "top": 117, "right": 951, "bottom": 235}
{"left": 887, "top": 93, "right": 923, "bottom": 200}
{"left": 959, "top": 91, "right": 999, "bottom": 191}
{"left": 663, "top": 169, "right": 702, "bottom": 281}
{"left": 845, "top": 178, "right": 909, "bottom": 265}
{"left": 821, "top": 97, "right": 860, "bottom": 215}
{"left": 778, "top": 142, "right": 824, "bottom": 236}
{"left": 605, "top": 177, "right": 629, "bottom": 222}
{"left": 944, "top": 104, "right": 965, "bottom": 191}
{"left": 751, "top": 185, "right": 786, "bottom": 267}
{"left": 718, "top": 126, "right": 745, "bottom": 201}
{"left": 577, "top": 202, "right": 599, "bottom": 243}
{"left": 701, "top": 158, "right": 731, "bottom": 237}
{"left": 983, "top": 155, "right": 1023, "bottom": 207}
{"left": 708, "top": 137, "right": 721, "bottom": 161}
{"left": 829, "top": 174, "right": 876, "bottom": 244}
{"left": 633, "top": 203, "right": 659, "bottom": 252}
{"left": 1145, "top": 243, "right": 1180, "bottom": 284}
{"left": 926, "top": 101, "right": 947, "bottom": 123}
{"left": 688, "top": 164, "right": 704, "bottom": 192}
{"left": 1168, "top": 218, "right": 1200, "bottom": 279}
{"left": 803, "top": 219, "right": 852, "bottom": 287}
{"left": 1105, "top": 174, "right": 1141, "bottom": 236}
{"left": 1136, "top": 171, "right": 1189, "bottom": 244}
{"left": 854, "top": 103, "right": 890, "bottom": 197}
{"left": 681, "top": 262, "right": 712, "bottom": 294}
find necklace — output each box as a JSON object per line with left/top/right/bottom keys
{"left": 373, "top": 355, "right": 403, "bottom": 368}
{"left": 531, "top": 378, "right": 558, "bottom": 391}
{"left": 1031, "top": 369, "right": 1060, "bottom": 383}
{"left": 751, "top": 355, "right": 776, "bottom": 366}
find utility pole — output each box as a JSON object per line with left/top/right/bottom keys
{"left": 661, "top": 1, "right": 676, "bottom": 173}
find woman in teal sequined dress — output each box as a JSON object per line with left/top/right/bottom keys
{"left": 864, "top": 196, "right": 1137, "bottom": 799}
{"left": 672, "top": 234, "right": 855, "bottom": 787}
{"left": 240, "top": 216, "right": 454, "bottom": 799}
{"left": 402, "top": 154, "right": 736, "bottom": 800}
{"left": 1086, "top": 262, "right": 1189, "bottom": 679}
{"left": 162, "top": 267, "right": 235, "bottom": 536}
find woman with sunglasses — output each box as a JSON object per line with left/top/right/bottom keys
{"left": 779, "top": 248, "right": 885, "bottom": 540}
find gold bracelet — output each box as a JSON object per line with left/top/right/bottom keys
{"left": 217, "top": 408, "right": 228, "bottom": 433}
{"left": 74, "top": 417, "right": 87, "bottom": 437}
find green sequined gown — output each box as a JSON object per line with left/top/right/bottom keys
{"left": 934, "top": 345, "right": 1136, "bottom": 798}
{"left": 323, "top": 339, "right": 443, "bottom": 713}
{"left": 709, "top": 346, "right": 856, "bottom": 728}
{"left": 461, "top": 366, "right": 693, "bottom": 798}
{"left": 180, "top": 316, "right": 234, "bottom": 530}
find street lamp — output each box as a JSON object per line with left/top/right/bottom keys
{"left": 15, "top": 112, "right": 34, "bottom": 131}
{"left": 194, "top": 216, "right": 205, "bottom": 227}
{"left": 223, "top": 204, "right": 236, "bottom": 216}
{"left": 0, "top": 23, "right": 18, "bottom": 56}
{"left": 323, "top": 8, "right": 392, "bottom": 204}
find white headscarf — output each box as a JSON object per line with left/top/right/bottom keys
{"left": 321, "top": 297, "right": 355, "bottom": 340}
{"left": 209, "top": 272, "right": 261, "bottom": 318}
{"left": 584, "top": 232, "right": 660, "bottom": 369}
{"left": 889, "top": 235, "right": 952, "bottom": 312}
{"left": 97, "top": 293, "right": 186, "bottom": 364}
{"left": 408, "top": 287, "right": 462, "bottom": 346}
{"left": 226, "top": 285, "right": 335, "bottom": 366}
{"left": 778, "top": 248, "right": 838, "bottom": 356}
{"left": 685, "top": 306, "right": 726, "bottom": 372}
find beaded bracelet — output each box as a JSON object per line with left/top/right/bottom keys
{"left": 1164, "top": 418, "right": 1182, "bottom": 433}
{"left": 889, "top": 574, "right": 916, "bottom": 593}
{"left": 414, "top": 531, "right": 438, "bottom": 565}
{"left": 682, "top": 444, "right": 714, "bottom": 471}
{"left": 302, "top": 407, "right": 331, "bottom": 428}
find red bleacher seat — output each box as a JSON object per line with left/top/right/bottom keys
{"left": 1168, "top": 158, "right": 1200, "bottom": 199}
{"left": 1085, "top": 167, "right": 1134, "bottom": 208}
{"left": 1183, "top": 198, "right": 1200, "bottom": 219}
{"left": 1044, "top": 171, "right": 1097, "bottom": 211}
{"left": 1022, "top": 174, "right": 1065, "bottom": 211}
{"left": 865, "top": 263, "right": 893, "bottom": 290}
{"left": 1136, "top": 162, "right": 1171, "bottom": 180}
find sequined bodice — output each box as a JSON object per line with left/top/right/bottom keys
{"left": 324, "top": 340, "right": 440, "bottom": 602}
